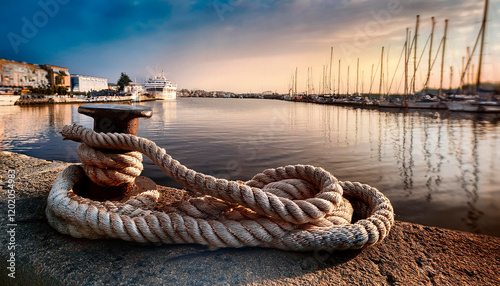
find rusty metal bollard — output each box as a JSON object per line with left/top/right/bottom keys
{"left": 74, "top": 104, "right": 155, "bottom": 201}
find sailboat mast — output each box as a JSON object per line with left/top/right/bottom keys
{"left": 379, "top": 46, "right": 384, "bottom": 96}
{"left": 310, "top": 67, "right": 314, "bottom": 94}
{"left": 295, "top": 67, "right": 298, "bottom": 97}
{"left": 386, "top": 46, "right": 390, "bottom": 95}
{"left": 323, "top": 65, "right": 328, "bottom": 94}
{"left": 356, "top": 58, "right": 359, "bottom": 95}
{"left": 306, "top": 67, "right": 309, "bottom": 96}
{"left": 426, "top": 17, "right": 436, "bottom": 93}
{"left": 362, "top": 70, "right": 365, "bottom": 94}
{"left": 347, "top": 65, "right": 350, "bottom": 96}
{"left": 449, "top": 66, "right": 453, "bottom": 90}
{"left": 370, "top": 64, "right": 374, "bottom": 95}
{"left": 325, "top": 64, "right": 328, "bottom": 94}
{"left": 476, "top": 0, "right": 489, "bottom": 94}
{"left": 404, "top": 28, "right": 409, "bottom": 97}
{"left": 461, "top": 57, "right": 464, "bottom": 92}
{"left": 413, "top": 15, "right": 420, "bottom": 94}
{"left": 338, "top": 59, "right": 341, "bottom": 96}
{"left": 439, "top": 19, "right": 448, "bottom": 97}
{"left": 467, "top": 46, "right": 471, "bottom": 93}
{"left": 329, "top": 47, "right": 333, "bottom": 95}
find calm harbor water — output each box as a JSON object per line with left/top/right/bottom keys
{"left": 1, "top": 98, "right": 499, "bottom": 237}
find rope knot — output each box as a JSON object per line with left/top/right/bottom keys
{"left": 77, "top": 143, "right": 143, "bottom": 187}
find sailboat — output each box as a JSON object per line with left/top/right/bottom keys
{"left": 447, "top": 0, "right": 499, "bottom": 112}
{"left": 378, "top": 46, "right": 406, "bottom": 108}
{"left": 406, "top": 16, "right": 447, "bottom": 109}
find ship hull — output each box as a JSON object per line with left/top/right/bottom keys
{"left": 447, "top": 101, "right": 479, "bottom": 112}
{"left": 144, "top": 73, "right": 177, "bottom": 100}
{"left": 379, "top": 101, "right": 404, "bottom": 108}
{"left": 406, "top": 101, "right": 447, "bottom": 109}
{"left": 478, "top": 102, "right": 500, "bottom": 113}
{"left": 147, "top": 89, "right": 177, "bottom": 100}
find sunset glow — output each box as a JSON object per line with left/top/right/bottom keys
{"left": 1, "top": 0, "right": 499, "bottom": 93}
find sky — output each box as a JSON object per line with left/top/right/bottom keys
{"left": 1, "top": 0, "right": 499, "bottom": 94}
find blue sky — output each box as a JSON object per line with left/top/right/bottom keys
{"left": 1, "top": 0, "right": 499, "bottom": 93}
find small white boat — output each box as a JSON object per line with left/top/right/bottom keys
{"left": 126, "top": 83, "right": 143, "bottom": 102}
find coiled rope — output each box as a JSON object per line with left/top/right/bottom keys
{"left": 46, "top": 124, "right": 394, "bottom": 251}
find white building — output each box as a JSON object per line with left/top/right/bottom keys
{"left": 71, "top": 74, "right": 108, "bottom": 92}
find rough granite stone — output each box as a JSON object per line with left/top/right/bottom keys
{"left": 1, "top": 151, "right": 499, "bottom": 285}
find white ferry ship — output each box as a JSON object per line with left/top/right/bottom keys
{"left": 144, "top": 71, "right": 177, "bottom": 100}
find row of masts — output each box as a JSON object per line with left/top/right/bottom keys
{"left": 289, "top": 0, "right": 489, "bottom": 98}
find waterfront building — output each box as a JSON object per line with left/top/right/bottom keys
{"left": 71, "top": 74, "right": 108, "bottom": 92}
{"left": 41, "top": 64, "right": 71, "bottom": 90}
{"left": 0, "top": 59, "right": 49, "bottom": 88}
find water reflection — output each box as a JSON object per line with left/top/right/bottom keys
{"left": 278, "top": 104, "right": 499, "bottom": 236}
{"left": 0, "top": 99, "right": 499, "bottom": 236}
{"left": 0, "top": 105, "right": 72, "bottom": 150}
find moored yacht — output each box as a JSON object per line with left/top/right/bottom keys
{"left": 379, "top": 99, "right": 406, "bottom": 108}
{"left": 447, "top": 100, "right": 479, "bottom": 112}
{"left": 406, "top": 95, "right": 447, "bottom": 109}
{"left": 447, "top": 99, "right": 500, "bottom": 112}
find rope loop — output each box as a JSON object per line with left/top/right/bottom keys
{"left": 46, "top": 124, "right": 395, "bottom": 251}
{"left": 77, "top": 143, "right": 143, "bottom": 186}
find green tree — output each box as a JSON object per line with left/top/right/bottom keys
{"left": 117, "top": 72, "right": 132, "bottom": 91}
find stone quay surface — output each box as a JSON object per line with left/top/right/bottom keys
{"left": 1, "top": 151, "right": 499, "bottom": 285}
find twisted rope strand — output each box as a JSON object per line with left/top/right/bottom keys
{"left": 46, "top": 124, "right": 395, "bottom": 251}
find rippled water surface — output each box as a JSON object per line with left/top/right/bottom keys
{"left": 1, "top": 98, "right": 499, "bottom": 236}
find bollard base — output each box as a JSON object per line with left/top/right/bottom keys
{"left": 73, "top": 175, "right": 157, "bottom": 202}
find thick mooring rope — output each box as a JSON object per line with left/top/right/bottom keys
{"left": 46, "top": 124, "right": 394, "bottom": 251}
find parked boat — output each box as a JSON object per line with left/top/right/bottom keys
{"left": 126, "top": 83, "right": 144, "bottom": 102}
{"left": 448, "top": 0, "right": 499, "bottom": 113}
{"left": 407, "top": 95, "right": 447, "bottom": 109}
{"left": 447, "top": 100, "right": 479, "bottom": 112}
{"left": 144, "top": 71, "right": 177, "bottom": 100}
{"left": 478, "top": 101, "right": 500, "bottom": 112}
{"left": 379, "top": 99, "right": 405, "bottom": 108}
